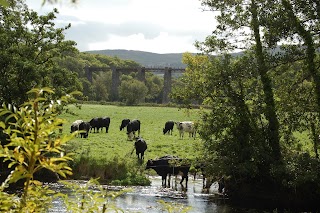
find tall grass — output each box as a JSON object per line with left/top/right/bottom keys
{"left": 60, "top": 104, "right": 204, "bottom": 183}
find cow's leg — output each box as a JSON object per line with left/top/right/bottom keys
{"left": 168, "top": 174, "right": 171, "bottom": 188}
{"left": 180, "top": 175, "right": 188, "bottom": 188}
{"left": 162, "top": 175, "right": 166, "bottom": 187}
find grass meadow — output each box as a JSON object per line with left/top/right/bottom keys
{"left": 59, "top": 104, "right": 205, "bottom": 183}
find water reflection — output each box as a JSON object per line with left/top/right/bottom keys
{"left": 49, "top": 176, "right": 236, "bottom": 213}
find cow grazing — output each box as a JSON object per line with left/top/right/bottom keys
{"left": 119, "top": 118, "right": 130, "bottom": 131}
{"left": 89, "top": 117, "right": 99, "bottom": 133}
{"left": 101, "top": 117, "right": 110, "bottom": 133}
{"left": 146, "top": 155, "right": 190, "bottom": 188}
{"left": 70, "top": 120, "right": 84, "bottom": 135}
{"left": 89, "top": 117, "right": 111, "bottom": 133}
{"left": 175, "top": 121, "right": 196, "bottom": 139}
{"left": 127, "top": 119, "right": 141, "bottom": 141}
{"left": 79, "top": 121, "right": 90, "bottom": 138}
{"left": 134, "top": 137, "right": 147, "bottom": 162}
{"left": 163, "top": 120, "right": 174, "bottom": 135}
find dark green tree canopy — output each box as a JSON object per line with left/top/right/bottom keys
{"left": 0, "top": 0, "right": 80, "bottom": 105}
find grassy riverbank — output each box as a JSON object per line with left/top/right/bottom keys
{"left": 60, "top": 104, "right": 204, "bottom": 183}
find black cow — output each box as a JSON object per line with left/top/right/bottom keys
{"left": 146, "top": 155, "right": 190, "bottom": 188}
{"left": 119, "top": 118, "right": 130, "bottom": 131}
{"left": 134, "top": 137, "right": 147, "bottom": 162}
{"left": 79, "top": 121, "right": 90, "bottom": 138}
{"left": 127, "top": 119, "right": 141, "bottom": 140}
{"left": 89, "top": 117, "right": 111, "bottom": 133}
{"left": 89, "top": 117, "right": 99, "bottom": 133}
{"left": 194, "top": 162, "right": 213, "bottom": 189}
{"left": 163, "top": 120, "right": 174, "bottom": 135}
{"left": 100, "top": 117, "right": 111, "bottom": 133}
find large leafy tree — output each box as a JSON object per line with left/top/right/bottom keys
{"left": 199, "top": 0, "right": 281, "bottom": 161}
{"left": 171, "top": 0, "right": 320, "bottom": 204}
{"left": 261, "top": 0, "right": 320, "bottom": 156}
{"left": 0, "top": 0, "right": 80, "bottom": 105}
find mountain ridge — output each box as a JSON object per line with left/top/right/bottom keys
{"left": 85, "top": 49, "right": 190, "bottom": 68}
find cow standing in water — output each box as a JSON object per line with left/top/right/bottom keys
{"left": 175, "top": 121, "right": 196, "bottom": 139}
{"left": 134, "top": 137, "right": 147, "bottom": 163}
{"left": 146, "top": 155, "right": 190, "bottom": 188}
{"left": 163, "top": 120, "right": 174, "bottom": 135}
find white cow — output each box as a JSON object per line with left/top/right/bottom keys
{"left": 175, "top": 121, "right": 196, "bottom": 139}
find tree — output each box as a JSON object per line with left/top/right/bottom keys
{"left": 145, "top": 73, "right": 163, "bottom": 103}
{"left": 0, "top": 0, "right": 80, "bottom": 105}
{"left": 260, "top": 0, "right": 320, "bottom": 157}
{"left": 199, "top": 0, "right": 282, "bottom": 161}
{"left": 119, "top": 79, "right": 148, "bottom": 105}
{"left": 171, "top": 0, "right": 320, "bottom": 206}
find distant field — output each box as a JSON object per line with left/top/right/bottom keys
{"left": 60, "top": 104, "right": 204, "bottom": 164}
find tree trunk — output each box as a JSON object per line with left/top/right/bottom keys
{"left": 250, "top": 0, "right": 282, "bottom": 161}
{"left": 281, "top": 0, "right": 320, "bottom": 140}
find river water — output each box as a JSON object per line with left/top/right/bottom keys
{"left": 48, "top": 176, "right": 268, "bottom": 213}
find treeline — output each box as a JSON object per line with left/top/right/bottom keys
{"left": 0, "top": 0, "right": 175, "bottom": 107}
{"left": 56, "top": 52, "right": 167, "bottom": 105}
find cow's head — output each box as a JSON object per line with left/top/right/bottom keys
{"left": 175, "top": 122, "right": 183, "bottom": 130}
{"left": 146, "top": 159, "right": 153, "bottom": 169}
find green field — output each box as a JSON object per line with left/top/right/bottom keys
{"left": 59, "top": 104, "right": 204, "bottom": 181}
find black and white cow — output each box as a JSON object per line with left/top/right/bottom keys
{"left": 146, "top": 155, "right": 190, "bottom": 188}
{"left": 134, "top": 137, "right": 147, "bottom": 162}
{"left": 175, "top": 121, "right": 196, "bottom": 139}
{"left": 163, "top": 120, "right": 174, "bottom": 135}
{"left": 78, "top": 121, "right": 91, "bottom": 138}
{"left": 126, "top": 119, "right": 141, "bottom": 140}
{"left": 70, "top": 120, "right": 84, "bottom": 135}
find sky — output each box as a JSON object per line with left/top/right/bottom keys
{"left": 25, "top": 0, "right": 217, "bottom": 54}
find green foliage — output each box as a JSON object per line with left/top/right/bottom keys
{"left": 119, "top": 78, "right": 148, "bottom": 105}
{"left": 59, "top": 178, "right": 127, "bottom": 213}
{"left": 0, "top": 0, "right": 80, "bottom": 105}
{"left": 0, "top": 88, "right": 76, "bottom": 211}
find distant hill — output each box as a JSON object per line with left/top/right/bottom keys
{"left": 85, "top": 49, "right": 190, "bottom": 68}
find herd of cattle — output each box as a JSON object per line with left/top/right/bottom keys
{"left": 70, "top": 118, "right": 196, "bottom": 140}
{"left": 68, "top": 118, "right": 225, "bottom": 193}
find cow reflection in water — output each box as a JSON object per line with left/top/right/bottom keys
{"left": 146, "top": 155, "right": 190, "bottom": 189}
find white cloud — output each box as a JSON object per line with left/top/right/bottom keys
{"left": 25, "top": 0, "right": 216, "bottom": 53}
{"left": 88, "top": 32, "right": 196, "bottom": 53}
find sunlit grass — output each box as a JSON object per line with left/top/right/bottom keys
{"left": 60, "top": 104, "right": 204, "bottom": 181}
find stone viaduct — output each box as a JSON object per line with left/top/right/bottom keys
{"left": 85, "top": 66, "right": 185, "bottom": 103}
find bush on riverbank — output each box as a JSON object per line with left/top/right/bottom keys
{"left": 70, "top": 148, "right": 151, "bottom": 186}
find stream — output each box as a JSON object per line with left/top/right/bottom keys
{"left": 48, "top": 176, "right": 271, "bottom": 213}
